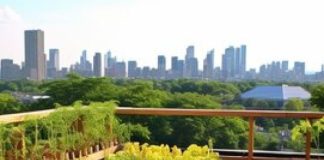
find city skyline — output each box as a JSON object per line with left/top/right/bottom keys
{"left": 0, "top": 29, "right": 318, "bottom": 82}
{"left": 1, "top": 0, "right": 324, "bottom": 72}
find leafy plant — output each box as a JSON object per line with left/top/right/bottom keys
{"left": 106, "top": 142, "right": 220, "bottom": 160}
{"left": 291, "top": 118, "right": 324, "bottom": 152}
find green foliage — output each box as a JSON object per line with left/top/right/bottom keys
{"left": 0, "top": 80, "right": 41, "bottom": 93}
{"left": 119, "top": 80, "right": 169, "bottom": 107}
{"left": 167, "top": 92, "right": 221, "bottom": 109}
{"left": 107, "top": 142, "right": 220, "bottom": 160}
{"left": 290, "top": 118, "right": 324, "bottom": 151}
{"left": 242, "top": 98, "right": 278, "bottom": 109}
{"left": 41, "top": 77, "right": 121, "bottom": 105}
{"left": 284, "top": 98, "right": 304, "bottom": 111}
{"left": 310, "top": 84, "right": 324, "bottom": 110}
{"left": 0, "top": 101, "right": 135, "bottom": 159}
{"left": 0, "top": 93, "right": 24, "bottom": 114}
{"left": 255, "top": 129, "right": 280, "bottom": 150}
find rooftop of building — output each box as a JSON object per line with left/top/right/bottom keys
{"left": 241, "top": 85, "right": 311, "bottom": 100}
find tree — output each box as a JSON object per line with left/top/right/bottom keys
{"left": 284, "top": 98, "right": 304, "bottom": 111}
{"left": 310, "top": 84, "right": 324, "bottom": 110}
{"left": 0, "top": 93, "right": 23, "bottom": 114}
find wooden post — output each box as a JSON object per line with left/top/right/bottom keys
{"left": 305, "top": 119, "right": 312, "bottom": 160}
{"left": 248, "top": 117, "right": 254, "bottom": 160}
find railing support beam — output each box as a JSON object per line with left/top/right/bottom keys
{"left": 305, "top": 119, "right": 312, "bottom": 160}
{"left": 248, "top": 117, "right": 254, "bottom": 160}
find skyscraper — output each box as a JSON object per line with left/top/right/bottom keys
{"left": 203, "top": 49, "right": 214, "bottom": 79}
{"left": 24, "top": 30, "right": 46, "bottom": 81}
{"left": 222, "top": 46, "right": 235, "bottom": 79}
{"left": 239, "top": 45, "right": 247, "bottom": 75}
{"left": 93, "top": 52, "right": 102, "bottom": 77}
{"left": 48, "top": 49, "right": 60, "bottom": 70}
{"left": 282, "top": 61, "right": 289, "bottom": 72}
{"left": 47, "top": 49, "right": 60, "bottom": 79}
{"left": 115, "top": 61, "right": 126, "bottom": 78}
{"left": 222, "top": 45, "right": 246, "bottom": 79}
{"left": 128, "top": 60, "right": 138, "bottom": 78}
{"left": 293, "top": 61, "right": 305, "bottom": 79}
{"left": 171, "top": 56, "right": 179, "bottom": 78}
{"left": 171, "top": 56, "right": 178, "bottom": 73}
{"left": 157, "top": 55, "right": 166, "bottom": 79}
{"left": 80, "top": 50, "right": 87, "bottom": 70}
{"left": 105, "top": 51, "right": 117, "bottom": 77}
{"left": 177, "top": 60, "right": 184, "bottom": 78}
{"left": 185, "top": 45, "right": 195, "bottom": 77}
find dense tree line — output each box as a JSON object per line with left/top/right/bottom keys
{"left": 1, "top": 74, "right": 324, "bottom": 151}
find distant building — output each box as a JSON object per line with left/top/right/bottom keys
{"left": 222, "top": 46, "right": 235, "bottom": 79}
{"left": 24, "top": 30, "right": 46, "bottom": 81}
{"left": 93, "top": 52, "right": 102, "bottom": 77}
{"left": 185, "top": 45, "right": 195, "bottom": 78}
{"left": 128, "top": 61, "right": 138, "bottom": 78}
{"left": 239, "top": 45, "right": 247, "bottom": 76}
{"left": 105, "top": 51, "right": 117, "bottom": 77}
{"left": 293, "top": 61, "right": 305, "bottom": 80}
{"left": 203, "top": 49, "right": 214, "bottom": 79}
{"left": 157, "top": 55, "right": 166, "bottom": 79}
{"left": 177, "top": 60, "right": 184, "bottom": 78}
{"left": 241, "top": 85, "right": 311, "bottom": 109}
{"left": 48, "top": 49, "right": 60, "bottom": 70}
{"left": 1, "top": 59, "right": 22, "bottom": 80}
{"left": 222, "top": 45, "right": 246, "bottom": 80}
{"left": 73, "top": 50, "right": 92, "bottom": 77}
{"left": 142, "top": 66, "right": 152, "bottom": 79}
{"left": 115, "top": 62, "right": 126, "bottom": 78}
{"left": 282, "top": 61, "right": 289, "bottom": 72}
{"left": 171, "top": 56, "right": 178, "bottom": 72}
{"left": 47, "top": 49, "right": 60, "bottom": 79}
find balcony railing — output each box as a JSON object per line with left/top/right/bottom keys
{"left": 1, "top": 107, "right": 324, "bottom": 160}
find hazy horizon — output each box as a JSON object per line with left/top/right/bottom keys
{"left": 1, "top": 0, "right": 324, "bottom": 72}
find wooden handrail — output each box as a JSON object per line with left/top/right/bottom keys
{"left": 1, "top": 107, "right": 324, "bottom": 160}
{"left": 1, "top": 107, "right": 324, "bottom": 124}
{"left": 115, "top": 108, "right": 324, "bottom": 119}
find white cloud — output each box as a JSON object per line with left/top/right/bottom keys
{"left": 0, "top": 6, "right": 22, "bottom": 24}
{"left": 0, "top": 6, "right": 24, "bottom": 64}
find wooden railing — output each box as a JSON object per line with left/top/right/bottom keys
{"left": 1, "top": 107, "right": 324, "bottom": 160}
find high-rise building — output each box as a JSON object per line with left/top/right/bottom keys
{"left": 185, "top": 45, "right": 195, "bottom": 77}
{"left": 128, "top": 61, "right": 138, "bottom": 78}
{"left": 0, "top": 59, "right": 21, "bottom": 81}
{"left": 24, "top": 30, "right": 46, "bottom": 81}
{"left": 221, "top": 45, "right": 246, "bottom": 79}
{"left": 73, "top": 50, "right": 92, "bottom": 77}
{"left": 239, "top": 45, "right": 247, "bottom": 75}
{"left": 171, "top": 56, "right": 178, "bottom": 73}
{"left": 177, "top": 60, "right": 184, "bottom": 78}
{"left": 105, "top": 51, "right": 117, "bottom": 77}
{"left": 203, "top": 49, "right": 214, "bottom": 79}
{"left": 115, "top": 61, "right": 126, "bottom": 78}
{"left": 157, "top": 55, "right": 166, "bottom": 79}
{"left": 282, "top": 61, "right": 289, "bottom": 72}
{"left": 222, "top": 46, "right": 235, "bottom": 79}
{"left": 171, "top": 56, "right": 179, "bottom": 79}
{"left": 47, "top": 49, "right": 60, "bottom": 79}
{"left": 93, "top": 52, "right": 102, "bottom": 77}
{"left": 48, "top": 49, "right": 60, "bottom": 70}
{"left": 80, "top": 50, "right": 87, "bottom": 70}
{"left": 293, "top": 61, "right": 305, "bottom": 79}
{"left": 190, "top": 58, "right": 199, "bottom": 78}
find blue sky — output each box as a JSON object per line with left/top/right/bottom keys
{"left": 1, "top": 0, "right": 324, "bottom": 72}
